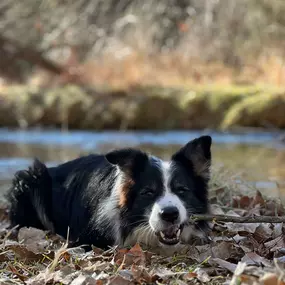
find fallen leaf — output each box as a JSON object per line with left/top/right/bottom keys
{"left": 6, "top": 244, "right": 48, "bottom": 261}
{"left": 151, "top": 267, "right": 181, "bottom": 279}
{"left": 26, "top": 266, "right": 78, "bottom": 285}
{"left": 232, "top": 234, "right": 248, "bottom": 243}
{"left": 92, "top": 246, "right": 104, "bottom": 255}
{"left": 70, "top": 274, "right": 97, "bottom": 285}
{"left": 265, "top": 236, "right": 285, "bottom": 252}
{"left": 108, "top": 275, "right": 135, "bottom": 285}
{"left": 226, "top": 210, "right": 241, "bottom": 217}
{"left": 131, "top": 265, "right": 154, "bottom": 283}
{"left": 272, "top": 223, "right": 283, "bottom": 239}
{"left": 210, "top": 204, "right": 225, "bottom": 215}
{"left": 114, "top": 244, "right": 148, "bottom": 268}
{"left": 196, "top": 241, "right": 238, "bottom": 262}
{"left": 8, "top": 264, "right": 28, "bottom": 282}
{"left": 241, "top": 252, "right": 271, "bottom": 267}
{"left": 225, "top": 222, "right": 260, "bottom": 234}
{"left": 18, "top": 227, "right": 49, "bottom": 253}
{"left": 118, "top": 270, "right": 134, "bottom": 282}
{"left": 259, "top": 272, "right": 285, "bottom": 285}
{"left": 210, "top": 258, "right": 237, "bottom": 273}
{"left": 94, "top": 272, "right": 109, "bottom": 281}
{"left": 252, "top": 190, "right": 265, "bottom": 207}
{"left": 193, "top": 267, "right": 211, "bottom": 282}
{"left": 275, "top": 255, "right": 285, "bottom": 263}
{"left": 253, "top": 223, "right": 273, "bottom": 242}
{"left": 263, "top": 201, "right": 285, "bottom": 216}
{"left": 82, "top": 261, "right": 110, "bottom": 273}
{"left": 184, "top": 272, "right": 197, "bottom": 280}
{"left": 239, "top": 196, "right": 252, "bottom": 209}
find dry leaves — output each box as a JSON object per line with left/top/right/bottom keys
{"left": 0, "top": 190, "right": 285, "bottom": 284}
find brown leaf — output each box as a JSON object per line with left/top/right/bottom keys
{"left": 240, "top": 196, "right": 252, "bottom": 208}
{"left": 108, "top": 275, "right": 135, "bottom": 285}
{"left": 114, "top": 244, "right": 147, "bottom": 268}
{"left": 92, "top": 246, "right": 104, "bottom": 255}
{"left": 196, "top": 241, "right": 237, "bottom": 262}
{"left": 226, "top": 210, "right": 241, "bottom": 217}
{"left": 209, "top": 204, "right": 225, "bottom": 215}
{"left": 128, "top": 243, "right": 143, "bottom": 255}
{"left": 151, "top": 267, "right": 181, "bottom": 280}
{"left": 225, "top": 222, "right": 260, "bottom": 234}
{"left": 241, "top": 252, "right": 272, "bottom": 267}
{"left": 18, "top": 227, "right": 49, "bottom": 253}
{"left": 70, "top": 274, "right": 97, "bottom": 285}
{"left": 6, "top": 244, "right": 47, "bottom": 261}
{"left": 82, "top": 261, "right": 110, "bottom": 273}
{"left": 259, "top": 273, "right": 285, "bottom": 285}
{"left": 272, "top": 223, "right": 283, "bottom": 239}
{"left": 193, "top": 268, "right": 211, "bottom": 282}
{"left": 131, "top": 265, "right": 154, "bottom": 283}
{"left": 210, "top": 258, "right": 237, "bottom": 273}
{"left": 253, "top": 223, "right": 273, "bottom": 242}
{"left": 184, "top": 272, "right": 197, "bottom": 280}
{"left": 8, "top": 264, "right": 29, "bottom": 282}
{"left": 252, "top": 190, "right": 265, "bottom": 207}
{"left": 265, "top": 236, "right": 285, "bottom": 252}
{"left": 263, "top": 200, "right": 285, "bottom": 216}
{"left": 26, "top": 266, "right": 78, "bottom": 285}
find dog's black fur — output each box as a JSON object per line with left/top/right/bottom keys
{"left": 6, "top": 136, "right": 212, "bottom": 251}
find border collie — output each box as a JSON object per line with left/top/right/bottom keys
{"left": 7, "top": 135, "right": 212, "bottom": 253}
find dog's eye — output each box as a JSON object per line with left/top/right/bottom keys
{"left": 140, "top": 188, "right": 155, "bottom": 196}
{"left": 176, "top": 186, "right": 188, "bottom": 194}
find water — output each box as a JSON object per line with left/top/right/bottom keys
{"left": 0, "top": 128, "right": 285, "bottom": 202}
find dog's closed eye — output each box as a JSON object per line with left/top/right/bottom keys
{"left": 140, "top": 187, "right": 156, "bottom": 197}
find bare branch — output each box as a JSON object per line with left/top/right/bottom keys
{"left": 190, "top": 214, "right": 285, "bottom": 224}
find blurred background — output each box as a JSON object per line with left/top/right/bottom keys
{"left": 0, "top": 0, "right": 285, "bottom": 203}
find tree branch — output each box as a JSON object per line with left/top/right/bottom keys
{"left": 189, "top": 214, "right": 285, "bottom": 224}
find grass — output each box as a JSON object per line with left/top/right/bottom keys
{"left": 25, "top": 52, "right": 285, "bottom": 90}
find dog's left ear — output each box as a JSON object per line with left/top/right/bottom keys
{"left": 172, "top": 135, "right": 212, "bottom": 179}
{"left": 105, "top": 148, "right": 148, "bottom": 172}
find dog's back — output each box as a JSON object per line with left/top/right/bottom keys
{"left": 7, "top": 155, "right": 117, "bottom": 248}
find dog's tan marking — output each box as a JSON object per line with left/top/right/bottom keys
{"left": 118, "top": 177, "right": 134, "bottom": 207}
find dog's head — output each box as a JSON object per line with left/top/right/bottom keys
{"left": 105, "top": 135, "right": 212, "bottom": 248}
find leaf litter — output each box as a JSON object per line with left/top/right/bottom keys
{"left": 0, "top": 190, "right": 285, "bottom": 284}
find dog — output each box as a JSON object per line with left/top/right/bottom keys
{"left": 6, "top": 135, "right": 212, "bottom": 253}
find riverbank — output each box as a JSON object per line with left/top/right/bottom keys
{"left": 1, "top": 84, "right": 285, "bottom": 130}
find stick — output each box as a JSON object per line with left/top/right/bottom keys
{"left": 189, "top": 214, "right": 285, "bottom": 224}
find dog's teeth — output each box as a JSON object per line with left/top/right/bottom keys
{"left": 176, "top": 229, "right": 181, "bottom": 237}
{"left": 160, "top": 231, "right": 165, "bottom": 238}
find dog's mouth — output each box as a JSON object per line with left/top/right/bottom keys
{"left": 156, "top": 224, "right": 184, "bottom": 245}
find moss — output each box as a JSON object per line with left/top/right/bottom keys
{"left": 1, "top": 84, "right": 285, "bottom": 130}
{"left": 222, "top": 91, "right": 285, "bottom": 129}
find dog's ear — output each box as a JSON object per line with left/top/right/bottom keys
{"left": 172, "top": 136, "right": 212, "bottom": 179}
{"left": 105, "top": 148, "right": 148, "bottom": 172}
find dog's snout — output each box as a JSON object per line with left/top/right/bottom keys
{"left": 159, "top": 206, "right": 179, "bottom": 223}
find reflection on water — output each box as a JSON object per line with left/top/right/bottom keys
{"left": 0, "top": 129, "right": 285, "bottom": 202}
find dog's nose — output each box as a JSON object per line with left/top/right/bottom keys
{"left": 159, "top": 206, "right": 179, "bottom": 223}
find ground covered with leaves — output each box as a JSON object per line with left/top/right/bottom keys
{"left": 0, "top": 189, "right": 285, "bottom": 285}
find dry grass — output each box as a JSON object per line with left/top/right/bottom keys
{"left": 25, "top": 51, "right": 285, "bottom": 91}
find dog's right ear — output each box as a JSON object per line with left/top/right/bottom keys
{"left": 105, "top": 148, "right": 148, "bottom": 172}
{"left": 172, "top": 135, "right": 212, "bottom": 179}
